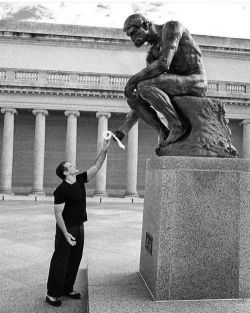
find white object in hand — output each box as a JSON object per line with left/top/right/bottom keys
{"left": 103, "top": 130, "right": 125, "bottom": 149}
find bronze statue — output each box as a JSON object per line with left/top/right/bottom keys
{"left": 115, "top": 14, "right": 207, "bottom": 151}
{"left": 115, "top": 14, "right": 237, "bottom": 158}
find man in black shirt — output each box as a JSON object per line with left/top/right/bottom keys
{"left": 46, "top": 138, "right": 111, "bottom": 307}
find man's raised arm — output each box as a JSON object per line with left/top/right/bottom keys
{"left": 87, "top": 138, "right": 111, "bottom": 180}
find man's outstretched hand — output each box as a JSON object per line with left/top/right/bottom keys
{"left": 114, "top": 130, "right": 125, "bottom": 141}
{"left": 102, "top": 138, "right": 111, "bottom": 151}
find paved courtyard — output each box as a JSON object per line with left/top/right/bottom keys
{"left": 1, "top": 199, "right": 250, "bottom": 313}
{"left": 0, "top": 199, "right": 143, "bottom": 313}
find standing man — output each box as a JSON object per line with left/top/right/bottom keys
{"left": 115, "top": 14, "right": 207, "bottom": 153}
{"left": 46, "top": 138, "right": 111, "bottom": 307}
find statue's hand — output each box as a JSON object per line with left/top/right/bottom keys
{"left": 124, "top": 82, "right": 137, "bottom": 99}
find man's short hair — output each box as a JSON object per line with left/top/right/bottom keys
{"left": 123, "top": 14, "right": 151, "bottom": 32}
{"left": 56, "top": 161, "right": 67, "bottom": 180}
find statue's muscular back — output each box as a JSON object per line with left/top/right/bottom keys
{"left": 146, "top": 21, "right": 205, "bottom": 76}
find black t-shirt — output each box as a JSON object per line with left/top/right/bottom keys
{"left": 53, "top": 172, "right": 88, "bottom": 227}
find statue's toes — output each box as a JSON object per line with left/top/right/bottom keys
{"left": 155, "top": 147, "right": 160, "bottom": 156}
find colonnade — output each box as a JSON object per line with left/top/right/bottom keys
{"left": 0, "top": 108, "right": 139, "bottom": 197}
{"left": 1, "top": 108, "right": 250, "bottom": 197}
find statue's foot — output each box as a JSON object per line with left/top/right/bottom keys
{"left": 158, "top": 128, "right": 170, "bottom": 145}
{"left": 114, "top": 130, "right": 125, "bottom": 141}
{"left": 155, "top": 128, "right": 170, "bottom": 155}
{"left": 155, "top": 142, "right": 165, "bottom": 155}
{"left": 164, "top": 125, "right": 186, "bottom": 145}
{"left": 155, "top": 146, "right": 160, "bottom": 156}
{"left": 155, "top": 125, "right": 185, "bottom": 155}
{"left": 162, "top": 127, "right": 170, "bottom": 141}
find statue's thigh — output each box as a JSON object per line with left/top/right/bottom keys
{"left": 152, "top": 74, "right": 194, "bottom": 96}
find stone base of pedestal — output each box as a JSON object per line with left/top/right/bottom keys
{"left": 139, "top": 156, "right": 250, "bottom": 300}
{"left": 124, "top": 192, "right": 139, "bottom": 198}
{"left": 29, "top": 190, "right": 45, "bottom": 196}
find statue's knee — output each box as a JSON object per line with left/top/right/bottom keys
{"left": 137, "top": 81, "right": 151, "bottom": 97}
{"left": 137, "top": 81, "right": 145, "bottom": 95}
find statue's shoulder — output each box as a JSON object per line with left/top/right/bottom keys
{"left": 162, "top": 20, "right": 184, "bottom": 35}
{"left": 164, "top": 20, "right": 182, "bottom": 28}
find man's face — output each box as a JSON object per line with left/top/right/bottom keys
{"left": 125, "top": 25, "right": 148, "bottom": 47}
{"left": 64, "top": 162, "right": 79, "bottom": 177}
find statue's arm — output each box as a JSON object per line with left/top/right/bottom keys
{"left": 125, "top": 22, "right": 183, "bottom": 98}
{"left": 161, "top": 21, "right": 183, "bottom": 71}
{"left": 127, "top": 61, "right": 165, "bottom": 83}
{"left": 125, "top": 59, "right": 167, "bottom": 98}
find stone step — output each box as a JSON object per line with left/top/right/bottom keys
{"left": 87, "top": 270, "right": 249, "bottom": 313}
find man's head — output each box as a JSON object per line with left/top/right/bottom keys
{"left": 123, "top": 14, "right": 151, "bottom": 47}
{"left": 56, "top": 161, "right": 79, "bottom": 180}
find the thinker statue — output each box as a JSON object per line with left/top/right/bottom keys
{"left": 115, "top": 14, "right": 237, "bottom": 158}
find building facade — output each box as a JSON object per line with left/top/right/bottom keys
{"left": 0, "top": 20, "right": 250, "bottom": 198}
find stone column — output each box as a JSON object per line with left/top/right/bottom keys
{"left": 65, "top": 110, "right": 80, "bottom": 165}
{"left": 0, "top": 108, "right": 17, "bottom": 194}
{"left": 94, "top": 112, "right": 111, "bottom": 197}
{"left": 125, "top": 122, "right": 139, "bottom": 197}
{"left": 30, "top": 109, "right": 48, "bottom": 195}
{"left": 241, "top": 119, "right": 250, "bottom": 159}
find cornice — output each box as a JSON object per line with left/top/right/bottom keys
{"left": 0, "top": 87, "right": 249, "bottom": 108}
{"left": 0, "top": 86, "right": 125, "bottom": 99}
{"left": 1, "top": 32, "right": 250, "bottom": 54}
{"left": 204, "top": 95, "right": 250, "bottom": 107}
{"left": 0, "top": 32, "right": 133, "bottom": 50}
{"left": 0, "top": 20, "right": 250, "bottom": 53}
{"left": 201, "top": 47, "right": 250, "bottom": 59}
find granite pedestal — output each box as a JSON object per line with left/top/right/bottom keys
{"left": 139, "top": 156, "right": 250, "bottom": 300}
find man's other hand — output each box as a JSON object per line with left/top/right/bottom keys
{"left": 65, "top": 233, "right": 76, "bottom": 246}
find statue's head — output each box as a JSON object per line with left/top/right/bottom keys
{"left": 123, "top": 14, "right": 151, "bottom": 47}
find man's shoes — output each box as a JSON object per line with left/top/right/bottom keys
{"left": 63, "top": 290, "right": 81, "bottom": 299}
{"left": 46, "top": 295, "right": 62, "bottom": 307}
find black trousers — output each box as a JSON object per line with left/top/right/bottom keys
{"left": 47, "top": 223, "right": 84, "bottom": 297}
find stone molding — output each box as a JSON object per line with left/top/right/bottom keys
{"left": 32, "top": 109, "right": 48, "bottom": 116}
{"left": 221, "top": 100, "right": 250, "bottom": 107}
{"left": 1, "top": 20, "right": 250, "bottom": 53}
{"left": 240, "top": 119, "right": 250, "bottom": 125}
{"left": 96, "top": 112, "right": 111, "bottom": 119}
{"left": 0, "top": 86, "right": 125, "bottom": 99}
{"left": 64, "top": 110, "right": 80, "bottom": 118}
{"left": 1, "top": 107, "right": 17, "bottom": 115}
